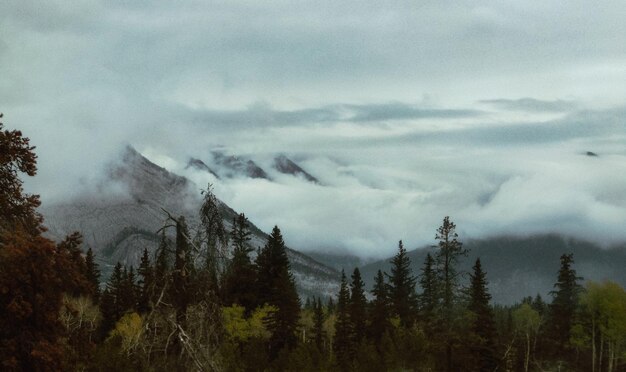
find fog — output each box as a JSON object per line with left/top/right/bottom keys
{"left": 1, "top": 1, "right": 625, "bottom": 257}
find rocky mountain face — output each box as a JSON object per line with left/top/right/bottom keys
{"left": 273, "top": 155, "right": 319, "bottom": 183}
{"left": 42, "top": 146, "right": 340, "bottom": 300}
{"left": 359, "top": 235, "right": 626, "bottom": 304}
{"left": 210, "top": 151, "right": 270, "bottom": 180}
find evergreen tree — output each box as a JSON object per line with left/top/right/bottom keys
{"left": 418, "top": 252, "right": 438, "bottom": 333}
{"left": 334, "top": 270, "right": 352, "bottom": 371}
{"left": 84, "top": 247, "right": 101, "bottom": 302}
{"left": 467, "top": 258, "right": 498, "bottom": 372}
{"left": 255, "top": 226, "right": 300, "bottom": 357}
{"left": 137, "top": 248, "right": 153, "bottom": 313}
{"left": 313, "top": 297, "right": 325, "bottom": 352}
{"left": 548, "top": 253, "right": 582, "bottom": 353}
{"left": 434, "top": 216, "right": 467, "bottom": 372}
{"left": 221, "top": 213, "right": 256, "bottom": 311}
{"left": 369, "top": 269, "right": 390, "bottom": 342}
{"left": 198, "top": 184, "right": 227, "bottom": 295}
{"left": 349, "top": 267, "right": 368, "bottom": 347}
{"left": 99, "top": 262, "right": 125, "bottom": 336}
{"left": 386, "top": 240, "right": 418, "bottom": 327}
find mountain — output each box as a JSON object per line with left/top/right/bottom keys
{"left": 186, "top": 157, "right": 219, "bottom": 179}
{"left": 273, "top": 155, "right": 319, "bottom": 183}
{"left": 41, "top": 146, "right": 340, "bottom": 300}
{"left": 359, "top": 235, "right": 626, "bottom": 304}
{"left": 210, "top": 151, "right": 270, "bottom": 180}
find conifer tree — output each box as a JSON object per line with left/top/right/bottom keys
{"left": 255, "top": 226, "right": 300, "bottom": 357}
{"left": 548, "top": 253, "right": 582, "bottom": 353}
{"left": 84, "top": 247, "right": 101, "bottom": 302}
{"left": 386, "top": 240, "right": 418, "bottom": 327}
{"left": 434, "top": 216, "right": 467, "bottom": 372}
{"left": 198, "top": 184, "right": 227, "bottom": 295}
{"left": 334, "top": 270, "right": 352, "bottom": 371}
{"left": 222, "top": 213, "right": 256, "bottom": 311}
{"left": 369, "top": 269, "right": 390, "bottom": 342}
{"left": 418, "top": 252, "right": 438, "bottom": 332}
{"left": 349, "top": 267, "right": 367, "bottom": 346}
{"left": 313, "top": 297, "right": 325, "bottom": 352}
{"left": 467, "top": 258, "right": 498, "bottom": 372}
{"left": 137, "top": 248, "right": 153, "bottom": 313}
{"left": 99, "top": 262, "right": 125, "bottom": 336}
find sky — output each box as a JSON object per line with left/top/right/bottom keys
{"left": 1, "top": 1, "right": 625, "bottom": 258}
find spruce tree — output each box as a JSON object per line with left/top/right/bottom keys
{"left": 222, "top": 213, "right": 256, "bottom": 311}
{"left": 467, "top": 258, "right": 498, "bottom": 372}
{"left": 255, "top": 226, "right": 300, "bottom": 357}
{"left": 369, "top": 269, "right": 390, "bottom": 342}
{"left": 99, "top": 262, "right": 124, "bottom": 336}
{"left": 434, "top": 216, "right": 467, "bottom": 372}
{"left": 137, "top": 248, "right": 153, "bottom": 313}
{"left": 418, "top": 252, "right": 438, "bottom": 333}
{"left": 548, "top": 253, "right": 582, "bottom": 353}
{"left": 386, "top": 240, "right": 418, "bottom": 327}
{"left": 198, "top": 184, "right": 227, "bottom": 294}
{"left": 313, "top": 297, "right": 325, "bottom": 352}
{"left": 84, "top": 247, "right": 101, "bottom": 302}
{"left": 349, "top": 267, "right": 367, "bottom": 347}
{"left": 334, "top": 270, "right": 352, "bottom": 371}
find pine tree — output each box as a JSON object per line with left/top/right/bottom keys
{"left": 198, "top": 184, "right": 227, "bottom": 295}
{"left": 99, "top": 262, "right": 125, "bottom": 336}
{"left": 222, "top": 213, "right": 256, "bottom": 311}
{"left": 418, "top": 252, "right": 438, "bottom": 333}
{"left": 255, "top": 226, "right": 300, "bottom": 357}
{"left": 467, "top": 258, "right": 498, "bottom": 372}
{"left": 334, "top": 270, "right": 352, "bottom": 371}
{"left": 84, "top": 247, "right": 101, "bottom": 302}
{"left": 349, "top": 267, "right": 367, "bottom": 347}
{"left": 313, "top": 297, "right": 325, "bottom": 352}
{"left": 386, "top": 240, "right": 418, "bottom": 327}
{"left": 548, "top": 253, "right": 582, "bottom": 353}
{"left": 369, "top": 270, "right": 390, "bottom": 342}
{"left": 434, "top": 216, "right": 468, "bottom": 372}
{"left": 137, "top": 248, "right": 153, "bottom": 313}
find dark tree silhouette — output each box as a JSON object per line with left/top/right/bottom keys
{"left": 386, "top": 240, "right": 418, "bottom": 327}
{"left": 467, "top": 258, "right": 498, "bottom": 372}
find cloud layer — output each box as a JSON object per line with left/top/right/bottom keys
{"left": 1, "top": 1, "right": 625, "bottom": 257}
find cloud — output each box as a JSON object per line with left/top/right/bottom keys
{"left": 480, "top": 98, "right": 578, "bottom": 112}
{"left": 1, "top": 0, "right": 625, "bottom": 257}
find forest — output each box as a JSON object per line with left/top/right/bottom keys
{"left": 2, "top": 116, "right": 626, "bottom": 372}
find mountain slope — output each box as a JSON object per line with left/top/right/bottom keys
{"left": 359, "top": 235, "right": 626, "bottom": 304}
{"left": 42, "top": 146, "right": 340, "bottom": 299}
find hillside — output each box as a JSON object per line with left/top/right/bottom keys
{"left": 41, "top": 146, "right": 340, "bottom": 300}
{"left": 359, "top": 235, "right": 626, "bottom": 304}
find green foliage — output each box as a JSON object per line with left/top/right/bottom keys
{"left": 255, "top": 225, "right": 301, "bottom": 358}
{"left": 386, "top": 240, "right": 418, "bottom": 328}
{"left": 548, "top": 253, "right": 582, "bottom": 354}
{"left": 467, "top": 258, "right": 498, "bottom": 372}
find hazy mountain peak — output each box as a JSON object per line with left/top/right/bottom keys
{"left": 210, "top": 151, "right": 270, "bottom": 180}
{"left": 273, "top": 154, "right": 319, "bottom": 183}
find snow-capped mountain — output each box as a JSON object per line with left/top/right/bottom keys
{"left": 42, "top": 146, "right": 339, "bottom": 300}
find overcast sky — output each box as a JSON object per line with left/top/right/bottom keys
{"left": 2, "top": 1, "right": 625, "bottom": 258}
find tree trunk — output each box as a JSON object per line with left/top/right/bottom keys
{"left": 591, "top": 318, "right": 596, "bottom": 372}
{"left": 524, "top": 332, "right": 530, "bottom": 372}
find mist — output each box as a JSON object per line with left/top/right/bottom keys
{"left": 1, "top": 1, "right": 625, "bottom": 258}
